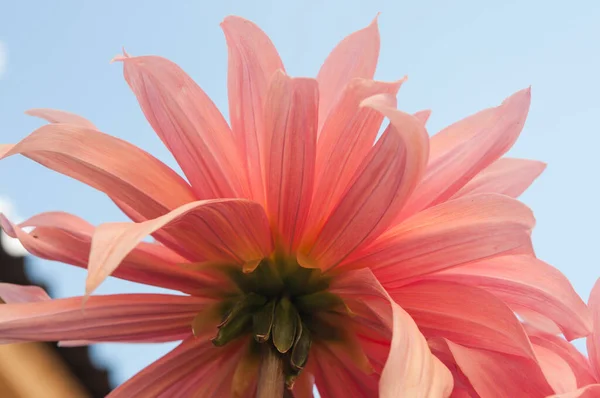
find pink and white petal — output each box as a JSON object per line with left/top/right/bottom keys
{"left": 221, "top": 16, "right": 284, "bottom": 204}
{"left": 429, "top": 255, "right": 591, "bottom": 341}
{"left": 347, "top": 193, "right": 534, "bottom": 285}
{"left": 301, "top": 95, "right": 428, "bottom": 271}
{"left": 263, "top": 72, "right": 318, "bottom": 252}
{"left": 518, "top": 308, "right": 564, "bottom": 336}
{"left": 380, "top": 302, "right": 453, "bottom": 398}
{"left": 118, "top": 55, "right": 246, "bottom": 199}
{"left": 317, "top": 16, "right": 380, "bottom": 128}
{"left": 108, "top": 336, "right": 242, "bottom": 398}
{"left": 1, "top": 214, "right": 210, "bottom": 295}
{"left": 587, "top": 278, "right": 600, "bottom": 380}
{"left": 527, "top": 329, "right": 597, "bottom": 388}
{"left": 0, "top": 283, "right": 50, "bottom": 304}
{"left": 533, "top": 343, "right": 578, "bottom": 394}
{"left": 26, "top": 108, "right": 97, "bottom": 129}
{"left": 391, "top": 280, "right": 536, "bottom": 359}
{"left": 452, "top": 158, "right": 546, "bottom": 199}
{"left": 414, "top": 110, "right": 432, "bottom": 125}
{"left": 446, "top": 341, "right": 554, "bottom": 398}
{"left": 399, "top": 88, "right": 531, "bottom": 219}
{"left": 548, "top": 385, "right": 600, "bottom": 398}
{"left": 1, "top": 124, "right": 196, "bottom": 220}
{"left": 87, "top": 199, "right": 272, "bottom": 295}
{"left": 0, "top": 294, "right": 208, "bottom": 344}
{"left": 310, "top": 78, "right": 404, "bottom": 233}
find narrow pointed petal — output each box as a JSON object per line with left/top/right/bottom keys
{"left": 108, "top": 336, "right": 241, "bottom": 398}
{"left": 399, "top": 88, "right": 531, "bottom": 219}
{"left": 533, "top": 342, "right": 578, "bottom": 394}
{"left": 527, "top": 328, "right": 597, "bottom": 388}
{"left": 263, "top": 72, "right": 318, "bottom": 252}
{"left": 25, "top": 108, "right": 97, "bottom": 129}
{"left": 310, "top": 78, "right": 404, "bottom": 233}
{"left": 301, "top": 94, "right": 428, "bottom": 270}
{"left": 414, "top": 109, "right": 432, "bottom": 125}
{"left": 446, "top": 341, "right": 554, "bottom": 397}
{"left": 317, "top": 16, "right": 380, "bottom": 127}
{"left": 1, "top": 124, "right": 196, "bottom": 220}
{"left": 87, "top": 199, "right": 272, "bottom": 294}
{"left": 391, "top": 280, "right": 535, "bottom": 358}
{"left": 0, "top": 294, "right": 209, "bottom": 344}
{"left": 0, "top": 283, "right": 50, "bottom": 304}
{"left": 518, "top": 308, "right": 563, "bottom": 335}
{"left": 221, "top": 16, "right": 284, "bottom": 203}
{"left": 587, "top": 278, "right": 600, "bottom": 380}
{"left": 0, "top": 213, "right": 210, "bottom": 295}
{"left": 429, "top": 255, "right": 592, "bottom": 340}
{"left": 549, "top": 385, "right": 600, "bottom": 398}
{"left": 380, "top": 302, "right": 453, "bottom": 398}
{"left": 452, "top": 158, "right": 546, "bottom": 199}
{"left": 118, "top": 55, "right": 246, "bottom": 199}
{"left": 347, "top": 194, "right": 534, "bottom": 284}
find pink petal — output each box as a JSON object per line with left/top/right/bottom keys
{"left": 452, "top": 157, "right": 546, "bottom": 199}
{"left": 0, "top": 283, "right": 50, "bottom": 304}
{"left": 1, "top": 124, "right": 196, "bottom": 220}
{"left": 391, "top": 280, "right": 536, "bottom": 358}
{"left": 548, "top": 385, "right": 600, "bottom": 398}
{"left": 587, "top": 278, "right": 600, "bottom": 380}
{"left": 348, "top": 193, "right": 534, "bottom": 285}
{"left": 528, "top": 328, "right": 597, "bottom": 388}
{"left": 87, "top": 199, "right": 272, "bottom": 295}
{"left": 300, "top": 94, "right": 429, "bottom": 271}
{"left": 518, "top": 308, "right": 564, "bottom": 335}
{"left": 317, "top": 16, "right": 380, "bottom": 128}
{"left": 533, "top": 343, "right": 578, "bottom": 394}
{"left": 429, "top": 255, "right": 591, "bottom": 341}
{"left": 221, "top": 16, "right": 284, "bottom": 204}
{"left": 399, "top": 88, "right": 531, "bottom": 219}
{"left": 0, "top": 294, "right": 208, "bottom": 344}
{"left": 118, "top": 55, "right": 247, "bottom": 199}
{"left": 108, "top": 336, "right": 242, "bottom": 398}
{"left": 26, "top": 108, "right": 97, "bottom": 129}
{"left": 263, "top": 72, "right": 318, "bottom": 252}
{"left": 309, "top": 78, "right": 404, "bottom": 235}
{"left": 0, "top": 213, "right": 210, "bottom": 295}
{"left": 446, "top": 340, "right": 554, "bottom": 397}
{"left": 414, "top": 110, "right": 432, "bottom": 125}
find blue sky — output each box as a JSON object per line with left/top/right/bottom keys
{"left": 1, "top": 0, "right": 599, "bottom": 387}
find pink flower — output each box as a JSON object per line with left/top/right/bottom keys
{"left": 0, "top": 16, "right": 589, "bottom": 397}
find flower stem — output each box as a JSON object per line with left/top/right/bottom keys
{"left": 257, "top": 346, "right": 284, "bottom": 398}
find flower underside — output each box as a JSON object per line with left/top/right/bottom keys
{"left": 194, "top": 257, "right": 358, "bottom": 390}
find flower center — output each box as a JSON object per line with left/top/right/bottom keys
{"left": 205, "top": 257, "right": 350, "bottom": 389}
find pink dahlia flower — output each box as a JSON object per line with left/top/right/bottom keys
{"left": 0, "top": 16, "right": 590, "bottom": 397}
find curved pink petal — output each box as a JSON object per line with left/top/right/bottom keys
{"left": 517, "top": 307, "right": 563, "bottom": 336}
{"left": 0, "top": 124, "right": 196, "bottom": 220}
{"left": 446, "top": 341, "right": 554, "bottom": 398}
{"left": 428, "top": 255, "right": 591, "bottom": 340}
{"left": 549, "top": 385, "right": 600, "bottom": 398}
{"left": 317, "top": 16, "right": 380, "bottom": 128}
{"left": 414, "top": 109, "right": 432, "bottom": 125}
{"left": 399, "top": 88, "right": 531, "bottom": 219}
{"left": 263, "top": 72, "right": 318, "bottom": 252}
{"left": 533, "top": 343, "right": 578, "bottom": 394}
{"left": 221, "top": 16, "right": 284, "bottom": 204}
{"left": 87, "top": 199, "right": 272, "bottom": 295}
{"left": 0, "top": 294, "right": 208, "bottom": 344}
{"left": 0, "top": 283, "right": 50, "bottom": 304}
{"left": 0, "top": 213, "right": 211, "bottom": 295}
{"left": 26, "top": 108, "right": 97, "bottom": 129}
{"left": 300, "top": 94, "right": 429, "bottom": 271}
{"left": 309, "top": 78, "right": 404, "bottom": 234}
{"left": 528, "top": 329, "right": 597, "bottom": 388}
{"left": 348, "top": 193, "right": 534, "bottom": 285}
{"left": 452, "top": 157, "right": 546, "bottom": 199}
{"left": 108, "top": 336, "right": 243, "bottom": 398}
{"left": 118, "top": 55, "right": 246, "bottom": 199}
{"left": 391, "top": 280, "right": 536, "bottom": 358}
{"left": 587, "top": 278, "right": 600, "bottom": 379}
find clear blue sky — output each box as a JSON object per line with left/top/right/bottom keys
{"left": 1, "top": 0, "right": 599, "bottom": 387}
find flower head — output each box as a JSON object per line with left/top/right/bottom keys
{"left": 0, "top": 15, "right": 590, "bottom": 397}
